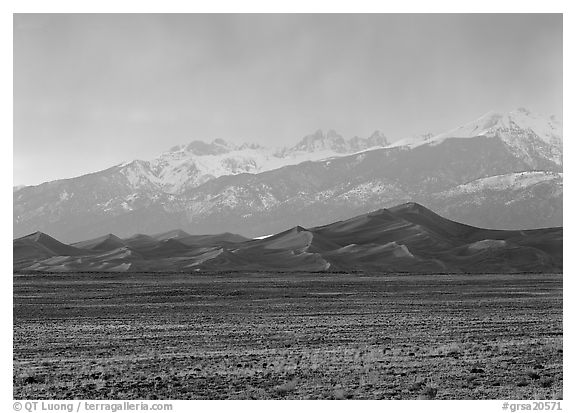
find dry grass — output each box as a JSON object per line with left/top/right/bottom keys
{"left": 13, "top": 272, "right": 563, "bottom": 400}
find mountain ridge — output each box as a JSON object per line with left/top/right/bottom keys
{"left": 14, "top": 108, "right": 562, "bottom": 243}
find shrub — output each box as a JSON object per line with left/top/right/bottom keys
{"left": 517, "top": 378, "right": 529, "bottom": 387}
{"left": 539, "top": 377, "right": 554, "bottom": 388}
{"left": 23, "top": 375, "right": 42, "bottom": 385}
{"left": 527, "top": 370, "right": 541, "bottom": 380}
{"left": 408, "top": 380, "right": 425, "bottom": 392}
{"left": 420, "top": 386, "right": 438, "bottom": 400}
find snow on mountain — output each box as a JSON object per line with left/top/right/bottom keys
{"left": 418, "top": 108, "right": 562, "bottom": 167}
{"left": 385, "top": 132, "right": 434, "bottom": 149}
{"left": 442, "top": 171, "right": 562, "bottom": 195}
{"left": 116, "top": 130, "right": 392, "bottom": 194}
{"left": 13, "top": 108, "right": 563, "bottom": 242}
{"left": 279, "top": 129, "right": 390, "bottom": 155}
{"left": 287, "top": 129, "right": 348, "bottom": 153}
{"left": 431, "top": 108, "right": 561, "bottom": 143}
{"left": 431, "top": 170, "right": 562, "bottom": 230}
{"left": 119, "top": 160, "right": 163, "bottom": 190}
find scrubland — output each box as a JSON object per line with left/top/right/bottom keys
{"left": 13, "top": 272, "right": 562, "bottom": 399}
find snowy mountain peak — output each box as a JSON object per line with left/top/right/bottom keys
{"left": 417, "top": 108, "right": 562, "bottom": 167}
{"left": 14, "top": 105, "right": 564, "bottom": 243}
{"left": 432, "top": 108, "right": 561, "bottom": 143}
{"left": 366, "top": 130, "right": 390, "bottom": 146}
{"left": 89, "top": 107, "right": 564, "bottom": 200}
{"left": 347, "top": 130, "right": 390, "bottom": 152}
{"left": 177, "top": 139, "right": 234, "bottom": 156}
{"left": 238, "top": 142, "right": 265, "bottom": 150}
{"left": 291, "top": 129, "right": 390, "bottom": 154}
{"left": 431, "top": 110, "right": 500, "bottom": 141}
{"left": 326, "top": 129, "right": 342, "bottom": 139}
{"left": 112, "top": 128, "right": 396, "bottom": 195}
{"left": 165, "top": 138, "right": 266, "bottom": 157}
{"left": 505, "top": 108, "right": 562, "bottom": 143}
{"left": 516, "top": 107, "right": 531, "bottom": 115}
{"left": 292, "top": 129, "right": 347, "bottom": 153}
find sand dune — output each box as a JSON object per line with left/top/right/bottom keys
{"left": 72, "top": 234, "right": 126, "bottom": 251}
{"left": 152, "top": 229, "right": 192, "bottom": 241}
{"left": 13, "top": 203, "right": 562, "bottom": 273}
{"left": 14, "top": 231, "right": 87, "bottom": 262}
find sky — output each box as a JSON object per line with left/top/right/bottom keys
{"left": 13, "top": 13, "right": 562, "bottom": 186}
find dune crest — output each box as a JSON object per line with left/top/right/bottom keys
{"left": 13, "top": 203, "right": 562, "bottom": 273}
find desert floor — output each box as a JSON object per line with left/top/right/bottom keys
{"left": 13, "top": 272, "right": 562, "bottom": 400}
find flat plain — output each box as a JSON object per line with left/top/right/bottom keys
{"left": 13, "top": 272, "right": 562, "bottom": 400}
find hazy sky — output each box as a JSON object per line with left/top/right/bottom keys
{"left": 14, "top": 14, "right": 562, "bottom": 186}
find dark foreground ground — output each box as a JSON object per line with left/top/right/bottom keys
{"left": 13, "top": 272, "right": 562, "bottom": 400}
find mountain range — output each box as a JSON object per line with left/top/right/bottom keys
{"left": 13, "top": 203, "right": 562, "bottom": 274}
{"left": 14, "top": 108, "right": 562, "bottom": 243}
